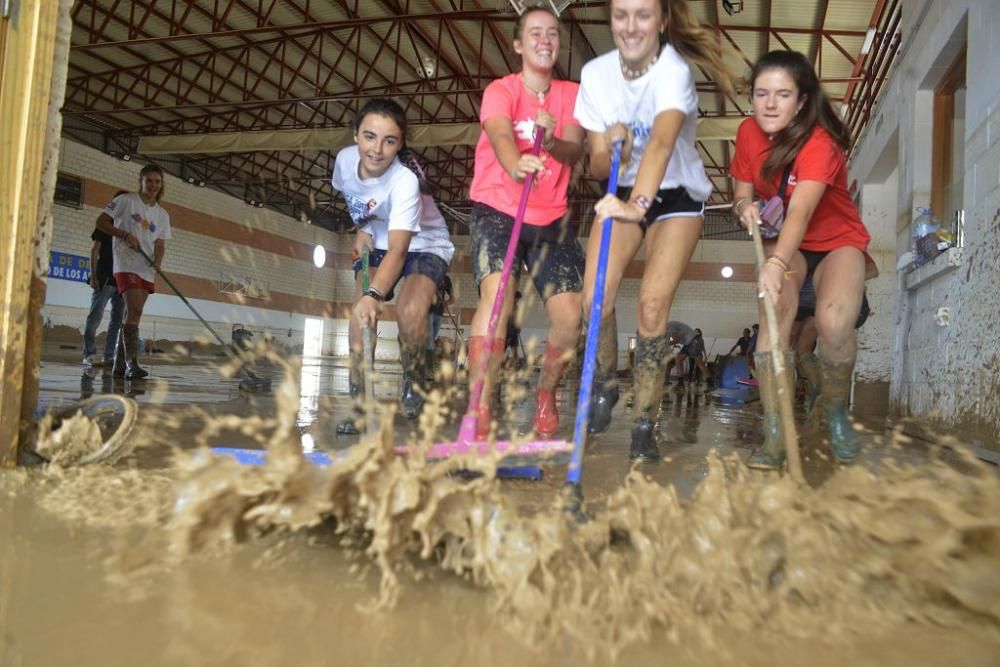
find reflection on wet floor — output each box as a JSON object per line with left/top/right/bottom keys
{"left": 34, "top": 355, "right": 914, "bottom": 500}
{"left": 9, "top": 354, "right": 999, "bottom": 666}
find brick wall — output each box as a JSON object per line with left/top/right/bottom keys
{"left": 46, "top": 141, "right": 765, "bottom": 364}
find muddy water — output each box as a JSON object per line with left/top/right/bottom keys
{"left": 3, "top": 356, "right": 1000, "bottom": 665}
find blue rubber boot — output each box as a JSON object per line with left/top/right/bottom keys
{"left": 818, "top": 353, "right": 862, "bottom": 462}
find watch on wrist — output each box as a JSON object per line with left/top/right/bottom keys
{"left": 364, "top": 287, "right": 385, "bottom": 303}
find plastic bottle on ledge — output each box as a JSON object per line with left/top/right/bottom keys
{"left": 911, "top": 207, "right": 939, "bottom": 267}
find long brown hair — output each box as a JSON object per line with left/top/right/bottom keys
{"left": 513, "top": 4, "right": 559, "bottom": 40}
{"left": 659, "top": 0, "right": 736, "bottom": 97}
{"left": 139, "top": 163, "right": 165, "bottom": 203}
{"left": 751, "top": 50, "right": 851, "bottom": 183}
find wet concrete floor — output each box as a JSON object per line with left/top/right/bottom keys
{"left": 2, "top": 352, "right": 997, "bottom": 665}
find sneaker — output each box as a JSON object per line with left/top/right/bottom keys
{"left": 82, "top": 354, "right": 96, "bottom": 367}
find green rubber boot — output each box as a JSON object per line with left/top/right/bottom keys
{"left": 628, "top": 333, "right": 672, "bottom": 463}
{"left": 336, "top": 350, "right": 365, "bottom": 435}
{"left": 399, "top": 341, "right": 428, "bottom": 419}
{"left": 818, "top": 353, "right": 862, "bottom": 462}
{"left": 746, "top": 350, "right": 795, "bottom": 470}
{"left": 798, "top": 352, "right": 822, "bottom": 415}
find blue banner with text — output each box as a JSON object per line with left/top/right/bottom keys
{"left": 48, "top": 251, "right": 91, "bottom": 284}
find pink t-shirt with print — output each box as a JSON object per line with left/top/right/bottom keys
{"left": 469, "top": 73, "right": 580, "bottom": 227}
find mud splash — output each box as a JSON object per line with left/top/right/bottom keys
{"left": 147, "top": 364, "right": 1000, "bottom": 658}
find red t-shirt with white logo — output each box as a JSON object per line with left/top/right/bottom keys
{"left": 469, "top": 73, "right": 580, "bottom": 226}
{"left": 730, "top": 118, "right": 870, "bottom": 253}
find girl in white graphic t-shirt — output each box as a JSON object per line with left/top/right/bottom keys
{"left": 574, "top": 0, "right": 734, "bottom": 463}
{"left": 331, "top": 98, "right": 455, "bottom": 433}
{"left": 95, "top": 163, "right": 172, "bottom": 380}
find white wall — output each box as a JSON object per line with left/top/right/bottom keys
{"left": 849, "top": 0, "right": 1000, "bottom": 440}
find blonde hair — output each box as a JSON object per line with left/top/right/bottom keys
{"left": 659, "top": 0, "right": 736, "bottom": 97}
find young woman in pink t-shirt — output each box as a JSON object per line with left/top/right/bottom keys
{"left": 466, "top": 6, "right": 586, "bottom": 440}
{"left": 731, "top": 50, "right": 872, "bottom": 469}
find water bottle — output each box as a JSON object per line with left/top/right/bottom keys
{"left": 911, "top": 207, "right": 938, "bottom": 266}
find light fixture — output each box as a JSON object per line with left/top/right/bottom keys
{"left": 312, "top": 244, "right": 326, "bottom": 268}
{"left": 721, "top": 266, "right": 734, "bottom": 279}
{"left": 186, "top": 176, "right": 196, "bottom": 184}
{"left": 121, "top": 153, "right": 131, "bottom": 161}
{"left": 860, "top": 27, "right": 877, "bottom": 56}
{"left": 722, "top": 0, "right": 743, "bottom": 17}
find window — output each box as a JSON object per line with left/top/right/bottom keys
{"left": 54, "top": 172, "right": 85, "bottom": 208}
{"left": 931, "top": 45, "right": 966, "bottom": 233}
{"left": 302, "top": 318, "right": 323, "bottom": 357}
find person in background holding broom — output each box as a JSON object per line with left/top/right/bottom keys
{"left": 731, "top": 50, "right": 872, "bottom": 469}
{"left": 332, "top": 98, "right": 455, "bottom": 433}
{"left": 96, "top": 165, "right": 171, "bottom": 380}
{"left": 575, "top": 0, "right": 735, "bottom": 462}
{"left": 466, "top": 4, "right": 586, "bottom": 440}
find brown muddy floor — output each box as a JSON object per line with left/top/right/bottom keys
{"left": 2, "top": 353, "right": 998, "bottom": 666}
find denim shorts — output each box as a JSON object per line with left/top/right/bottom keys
{"left": 469, "top": 202, "right": 585, "bottom": 300}
{"left": 351, "top": 248, "right": 449, "bottom": 293}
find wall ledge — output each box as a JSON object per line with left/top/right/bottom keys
{"left": 904, "top": 247, "right": 963, "bottom": 291}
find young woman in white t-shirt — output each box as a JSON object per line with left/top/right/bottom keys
{"left": 95, "top": 164, "right": 172, "bottom": 380}
{"left": 331, "top": 98, "right": 455, "bottom": 433}
{"left": 575, "top": 0, "right": 734, "bottom": 462}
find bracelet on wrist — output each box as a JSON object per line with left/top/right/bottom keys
{"left": 630, "top": 195, "right": 652, "bottom": 212}
{"left": 733, "top": 198, "right": 751, "bottom": 216}
{"left": 543, "top": 134, "right": 556, "bottom": 152}
{"left": 768, "top": 254, "right": 790, "bottom": 270}
{"left": 765, "top": 256, "right": 788, "bottom": 271}
{"left": 364, "top": 287, "right": 385, "bottom": 303}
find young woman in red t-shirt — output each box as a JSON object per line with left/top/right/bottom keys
{"left": 730, "top": 50, "right": 871, "bottom": 469}
{"left": 466, "top": 6, "right": 586, "bottom": 440}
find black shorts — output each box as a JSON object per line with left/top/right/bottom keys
{"left": 469, "top": 203, "right": 585, "bottom": 300}
{"left": 352, "top": 248, "right": 448, "bottom": 297}
{"left": 614, "top": 185, "right": 705, "bottom": 231}
{"left": 795, "top": 250, "right": 870, "bottom": 328}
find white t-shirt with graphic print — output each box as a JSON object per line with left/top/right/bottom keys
{"left": 103, "top": 192, "right": 172, "bottom": 283}
{"left": 575, "top": 43, "right": 713, "bottom": 203}
{"left": 331, "top": 146, "right": 454, "bottom": 264}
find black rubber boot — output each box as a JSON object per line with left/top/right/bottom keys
{"left": 746, "top": 351, "right": 795, "bottom": 470}
{"left": 122, "top": 325, "right": 148, "bottom": 380}
{"left": 399, "top": 342, "right": 427, "bottom": 420}
{"left": 628, "top": 417, "right": 660, "bottom": 462}
{"left": 586, "top": 313, "right": 619, "bottom": 435}
{"left": 586, "top": 367, "right": 619, "bottom": 435}
{"left": 818, "top": 353, "right": 862, "bottom": 462}
{"left": 336, "top": 350, "right": 365, "bottom": 435}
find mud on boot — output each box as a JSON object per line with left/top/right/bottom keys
{"left": 336, "top": 353, "right": 366, "bottom": 435}
{"left": 628, "top": 417, "right": 660, "bottom": 463}
{"left": 797, "top": 352, "right": 822, "bottom": 415}
{"left": 533, "top": 343, "right": 573, "bottom": 437}
{"left": 818, "top": 353, "right": 862, "bottom": 462}
{"left": 586, "top": 368, "right": 619, "bottom": 435}
{"left": 399, "top": 342, "right": 430, "bottom": 420}
{"left": 745, "top": 351, "right": 794, "bottom": 471}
